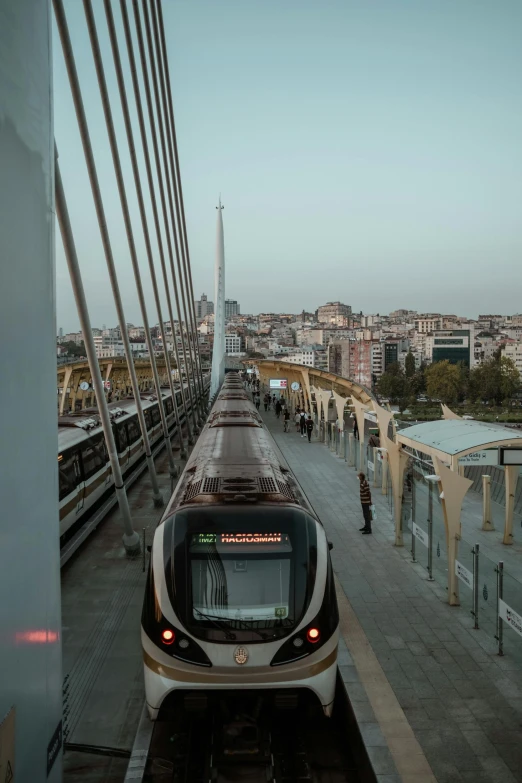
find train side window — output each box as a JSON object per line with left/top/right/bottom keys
{"left": 116, "top": 422, "right": 129, "bottom": 452}
{"left": 144, "top": 409, "right": 153, "bottom": 431}
{"left": 176, "top": 392, "right": 182, "bottom": 408}
{"left": 127, "top": 417, "right": 141, "bottom": 445}
{"left": 81, "top": 436, "right": 106, "bottom": 480}
{"left": 151, "top": 405, "right": 161, "bottom": 426}
{"left": 164, "top": 399, "right": 173, "bottom": 416}
{"left": 58, "top": 450, "right": 79, "bottom": 501}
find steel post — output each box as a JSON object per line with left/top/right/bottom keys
{"left": 496, "top": 561, "right": 504, "bottom": 656}
{"left": 427, "top": 480, "right": 434, "bottom": 581}
{"left": 472, "top": 543, "right": 479, "bottom": 629}
{"left": 411, "top": 478, "right": 416, "bottom": 562}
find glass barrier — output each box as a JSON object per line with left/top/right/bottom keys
{"left": 498, "top": 566, "right": 522, "bottom": 663}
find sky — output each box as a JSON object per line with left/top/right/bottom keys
{"left": 54, "top": 0, "right": 522, "bottom": 332}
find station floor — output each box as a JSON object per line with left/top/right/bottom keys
{"left": 61, "top": 441, "right": 185, "bottom": 782}
{"left": 261, "top": 407, "right": 522, "bottom": 783}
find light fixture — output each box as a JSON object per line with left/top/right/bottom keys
{"left": 161, "top": 629, "right": 175, "bottom": 645}
{"left": 307, "top": 628, "right": 320, "bottom": 644}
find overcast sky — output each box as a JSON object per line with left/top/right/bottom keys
{"left": 54, "top": 0, "right": 522, "bottom": 332}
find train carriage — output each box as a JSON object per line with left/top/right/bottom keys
{"left": 142, "top": 373, "right": 339, "bottom": 718}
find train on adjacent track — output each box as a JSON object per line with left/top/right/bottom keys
{"left": 142, "top": 372, "right": 340, "bottom": 718}
{"left": 58, "top": 378, "right": 206, "bottom": 542}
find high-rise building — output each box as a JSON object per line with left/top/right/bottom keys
{"left": 225, "top": 299, "right": 240, "bottom": 318}
{"left": 431, "top": 329, "right": 473, "bottom": 367}
{"left": 328, "top": 340, "right": 351, "bottom": 378}
{"left": 195, "top": 293, "right": 214, "bottom": 321}
{"left": 317, "top": 301, "right": 352, "bottom": 327}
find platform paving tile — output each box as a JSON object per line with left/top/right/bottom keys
{"left": 262, "top": 408, "right": 522, "bottom": 783}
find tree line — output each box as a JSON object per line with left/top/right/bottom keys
{"left": 377, "top": 350, "right": 520, "bottom": 409}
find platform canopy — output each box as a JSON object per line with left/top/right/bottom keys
{"left": 397, "top": 419, "right": 522, "bottom": 465}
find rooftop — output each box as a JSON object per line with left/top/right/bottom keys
{"left": 397, "top": 418, "right": 522, "bottom": 456}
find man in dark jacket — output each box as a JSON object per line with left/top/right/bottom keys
{"left": 305, "top": 415, "right": 314, "bottom": 442}
{"left": 358, "top": 472, "right": 372, "bottom": 534}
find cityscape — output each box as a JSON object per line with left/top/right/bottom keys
{"left": 58, "top": 298, "right": 522, "bottom": 414}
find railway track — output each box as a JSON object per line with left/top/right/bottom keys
{"left": 140, "top": 682, "right": 362, "bottom": 783}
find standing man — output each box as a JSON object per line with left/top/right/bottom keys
{"left": 283, "top": 408, "right": 290, "bottom": 432}
{"left": 305, "top": 415, "right": 314, "bottom": 442}
{"left": 358, "top": 472, "right": 372, "bottom": 534}
{"left": 299, "top": 410, "right": 307, "bottom": 438}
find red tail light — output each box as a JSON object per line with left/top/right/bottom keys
{"left": 307, "top": 627, "right": 320, "bottom": 643}
{"left": 162, "top": 629, "right": 175, "bottom": 645}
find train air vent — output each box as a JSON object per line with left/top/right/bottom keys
{"left": 185, "top": 480, "right": 203, "bottom": 501}
{"left": 202, "top": 477, "right": 220, "bottom": 494}
{"left": 258, "top": 477, "right": 277, "bottom": 493}
{"left": 277, "top": 480, "right": 295, "bottom": 501}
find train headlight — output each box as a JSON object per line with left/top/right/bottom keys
{"left": 178, "top": 638, "right": 190, "bottom": 649}
{"left": 162, "top": 629, "right": 175, "bottom": 645}
{"left": 292, "top": 637, "right": 304, "bottom": 648}
{"left": 306, "top": 628, "right": 320, "bottom": 644}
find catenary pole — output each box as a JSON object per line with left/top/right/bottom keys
{"left": 81, "top": 0, "right": 188, "bottom": 461}
{"left": 55, "top": 150, "right": 140, "bottom": 555}
{"left": 101, "top": 0, "right": 193, "bottom": 445}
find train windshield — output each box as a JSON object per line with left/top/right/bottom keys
{"left": 169, "top": 507, "right": 318, "bottom": 642}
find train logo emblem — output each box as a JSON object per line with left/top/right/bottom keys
{"left": 234, "top": 646, "right": 249, "bottom": 665}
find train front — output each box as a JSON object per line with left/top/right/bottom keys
{"left": 142, "top": 506, "right": 339, "bottom": 718}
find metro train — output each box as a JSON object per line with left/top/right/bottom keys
{"left": 142, "top": 372, "right": 339, "bottom": 718}
{"left": 58, "top": 378, "right": 207, "bottom": 541}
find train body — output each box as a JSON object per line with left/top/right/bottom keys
{"left": 142, "top": 373, "right": 339, "bottom": 718}
{"left": 58, "top": 379, "right": 204, "bottom": 540}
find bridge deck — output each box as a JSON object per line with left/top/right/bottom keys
{"left": 261, "top": 406, "right": 522, "bottom": 783}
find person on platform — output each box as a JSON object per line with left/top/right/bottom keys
{"left": 358, "top": 472, "right": 372, "bottom": 534}
{"left": 299, "top": 410, "right": 307, "bottom": 438}
{"left": 295, "top": 409, "right": 301, "bottom": 432}
{"left": 264, "top": 394, "right": 269, "bottom": 412}
{"left": 255, "top": 394, "right": 261, "bottom": 410}
{"left": 306, "top": 415, "right": 314, "bottom": 442}
{"left": 283, "top": 408, "right": 290, "bottom": 432}
{"left": 275, "top": 400, "right": 282, "bottom": 419}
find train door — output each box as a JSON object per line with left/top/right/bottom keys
{"left": 115, "top": 421, "right": 130, "bottom": 469}
{"left": 79, "top": 435, "right": 108, "bottom": 508}
{"left": 58, "top": 448, "right": 84, "bottom": 530}
{"left": 126, "top": 416, "right": 143, "bottom": 467}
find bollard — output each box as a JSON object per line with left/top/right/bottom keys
{"left": 482, "top": 475, "right": 494, "bottom": 530}
{"left": 472, "top": 543, "right": 479, "bottom": 629}
{"left": 495, "top": 561, "right": 504, "bottom": 656}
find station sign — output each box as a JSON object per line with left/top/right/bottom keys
{"left": 412, "top": 522, "right": 429, "bottom": 548}
{"left": 458, "top": 450, "right": 498, "bottom": 466}
{"left": 499, "top": 448, "right": 522, "bottom": 466}
{"left": 269, "top": 378, "right": 287, "bottom": 389}
{"left": 455, "top": 560, "right": 473, "bottom": 589}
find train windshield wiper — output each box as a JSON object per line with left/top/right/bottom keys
{"left": 193, "top": 608, "right": 236, "bottom": 640}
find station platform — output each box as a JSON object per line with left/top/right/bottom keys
{"left": 260, "top": 407, "right": 522, "bottom": 783}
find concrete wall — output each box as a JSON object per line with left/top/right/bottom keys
{"left": 0, "top": 1, "right": 63, "bottom": 780}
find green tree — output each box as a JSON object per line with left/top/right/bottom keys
{"left": 405, "top": 350, "right": 416, "bottom": 378}
{"left": 469, "top": 355, "right": 520, "bottom": 405}
{"left": 500, "top": 356, "right": 520, "bottom": 403}
{"left": 62, "top": 340, "right": 86, "bottom": 357}
{"left": 378, "top": 362, "right": 410, "bottom": 403}
{"left": 425, "top": 360, "right": 461, "bottom": 404}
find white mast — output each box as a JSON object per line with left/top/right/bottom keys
{"left": 210, "top": 198, "right": 225, "bottom": 398}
